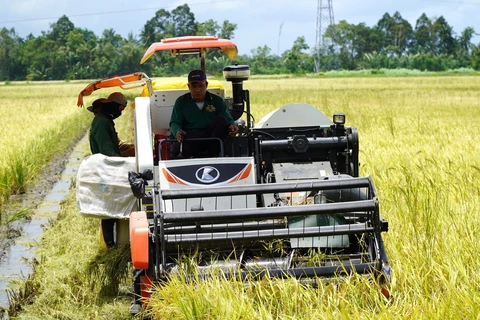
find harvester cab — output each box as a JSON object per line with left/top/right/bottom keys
{"left": 76, "top": 36, "right": 390, "bottom": 315}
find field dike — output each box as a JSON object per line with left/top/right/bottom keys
{"left": 0, "top": 132, "right": 135, "bottom": 319}
{"left": 0, "top": 132, "right": 84, "bottom": 311}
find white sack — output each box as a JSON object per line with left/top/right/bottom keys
{"left": 76, "top": 154, "right": 136, "bottom": 219}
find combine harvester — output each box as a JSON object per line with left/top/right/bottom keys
{"left": 77, "top": 36, "right": 391, "bottom": 314}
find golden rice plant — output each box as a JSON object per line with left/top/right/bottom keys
{"left": 0, "top": 83, "right": 89, "bottom": 212}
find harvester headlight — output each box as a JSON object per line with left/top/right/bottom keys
{"left": 333, "top": 113, "right": 345, "bottom": 125}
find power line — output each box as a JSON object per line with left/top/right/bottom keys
{"left": 0, "top": 0, "right": 241, "bottom": 24}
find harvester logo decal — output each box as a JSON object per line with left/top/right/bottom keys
{"left": 163, "top": 163, "right": 252, "bottom": 185}
{"left": 195, "top": 166, "right": 220, "bottom": 183}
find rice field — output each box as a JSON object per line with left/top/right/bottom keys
{"left": 3, "top": 75, "right": 480, "bottom": 319}
{"left": 0, "top": 83, "right": 90, "bottom": 218}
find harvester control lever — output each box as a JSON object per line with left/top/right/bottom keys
{"left": 177, "top": 131, "right": 187, "bottom": 159}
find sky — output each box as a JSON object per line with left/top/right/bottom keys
{"left": 1, "top": 0, "right": 479, "bottom": 56}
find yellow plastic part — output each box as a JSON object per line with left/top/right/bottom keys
{"left": 99, "top": 225, "right": 107, "bottom": 250}
{"left": 140, "top": 79, "right": 225, "bottom": 97}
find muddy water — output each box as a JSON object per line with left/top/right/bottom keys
{"left": 0, "top": 134, "right": 89, "bottom": 309}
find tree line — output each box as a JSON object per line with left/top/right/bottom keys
{"left": 0, "top": 4, "right": 479, "bottom": 81}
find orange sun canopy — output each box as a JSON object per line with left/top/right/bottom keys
{"left": 140, "top": 36, "right": 238, "bottom": 64}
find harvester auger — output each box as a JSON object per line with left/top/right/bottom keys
{"left": 76, "top": 36, "right": 390, "bottom": 315}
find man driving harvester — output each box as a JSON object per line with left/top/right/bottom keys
{"left": 169, "top": 69, "right": 238, "bottom": 158}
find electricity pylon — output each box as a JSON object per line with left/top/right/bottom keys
{"left": 314, "top": 0, "right": 337, "bottom": 72}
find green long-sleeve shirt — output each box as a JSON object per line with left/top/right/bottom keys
{"left": 169, "top": 91, "right": 235, "bottom": 137}
{"left": 89, "top": 112, "right": 121, "bottom": 156}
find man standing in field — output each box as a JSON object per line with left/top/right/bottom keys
{"left": 88, "top": 92, "right": 135, "bottom": 158}
{"left": 169, "top": 69, "right": 238, "bottom": 158}
{"left": 88, "top": 91, "right": 134, "bottom": 248}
